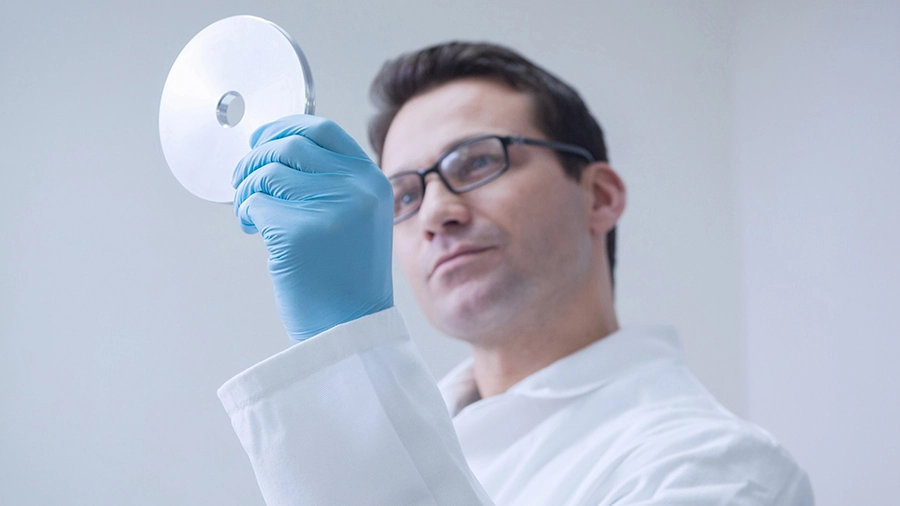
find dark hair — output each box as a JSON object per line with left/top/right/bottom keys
{"left": 368, "top": 41, "right": 616, "bottom": 285}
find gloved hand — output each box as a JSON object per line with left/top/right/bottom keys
{"left": 232, "top": 115, "right": 394, "bottom": 344}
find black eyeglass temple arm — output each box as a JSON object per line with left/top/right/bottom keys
{"left": 507, "top": 136, "right": 595, "bottom": 162}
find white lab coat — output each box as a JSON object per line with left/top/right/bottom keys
{"left": 218, "top": 308, "right": 813, "bottom": 505}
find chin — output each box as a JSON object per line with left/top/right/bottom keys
{"left": 428, "top": 276, "right": 528, "bottom": 344}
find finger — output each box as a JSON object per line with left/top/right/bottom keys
{"left": 237, "top": 192, "right": 283, "bottom": 235}
{"left": 233, "top": 134, "right": 350, "bottom": 188}
{"left": 234, "top": 135, "right": 318, "bottom": 188}
{"left": 238, "top": 192, "right": 324, "bottom": 240}
{"left": 249, "top": 114, "right": 371, "bottom": 161}
{"left": 233, "top": 162, "right": 343, "bottom": 218}
{"left": 238, "top": 216, "right": 258, "bottom": 235}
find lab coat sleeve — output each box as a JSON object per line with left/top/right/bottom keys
{"left": 217, "top": 307, "right": 494, "bottom": 506}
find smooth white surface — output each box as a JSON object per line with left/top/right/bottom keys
{"left": 159, "top": 15, "right": 314, "bottom": 202}
{"left": 1, "top": 1, "right": 895, "bottom": 504}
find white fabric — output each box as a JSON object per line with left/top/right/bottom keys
{"left": 439, "top": 325, "right": 813, "bottom": 505}
{"left": 219, "top": 308, "right": 814, "bottom": 505}
{"left": 218, "top": 308, "right": 492, "bottom": 506}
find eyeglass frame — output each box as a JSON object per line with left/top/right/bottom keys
{"left": 388, "top": 134, "right": 596, "bottom": 224}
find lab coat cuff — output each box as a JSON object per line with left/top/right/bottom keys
{"left": 217, "top": 306, "right": 406, "bottom": 415}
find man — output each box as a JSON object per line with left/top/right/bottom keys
{"left": 219, "top": 42, "right": 813, "bottom": 505}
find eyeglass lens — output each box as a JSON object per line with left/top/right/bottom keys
{"left": 390, "top": 137, "right": 508, "bottom": 221}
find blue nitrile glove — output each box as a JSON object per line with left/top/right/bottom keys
{"left": 232, "top": 115, "right": 394, "bottom": 344}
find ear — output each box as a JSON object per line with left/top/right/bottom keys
{"left": 582, "top": 162, "right": 626, "bottom": 236}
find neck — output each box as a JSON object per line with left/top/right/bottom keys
{"left": 469, "top": 276, "right": 619, "bottom": 399}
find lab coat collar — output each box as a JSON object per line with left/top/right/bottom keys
{"left": 438, "top": 325, "right": 682, "bottom": 416}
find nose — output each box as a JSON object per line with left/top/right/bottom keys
{"left": 417, "top": 173, "right": 472, "bottom": 239}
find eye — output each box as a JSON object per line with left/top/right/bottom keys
{"left": 469, "top": 154, "right": 495, "bottom": 170}
{"left": 457, "top": 152, "right": 505, "bottom": 180}
{"left": 390, "top": 174, "right": 422, "bottom": 217}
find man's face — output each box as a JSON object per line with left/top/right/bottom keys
{"left": 381, "top": 78, "right": 598, "bottom": 344}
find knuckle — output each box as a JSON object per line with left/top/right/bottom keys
{"left": 312, "top": 116, "right": 337, "bottom": 130}
{"left": 280, "top": 135, "right": 307, "bottom": 152}
{"left": 243, "top": 191, "right": 266, "bottom": 209}
{"left": 367, "top": 170, "right": 394, "bottom": 200}
{"left": 304, "top": 116, "right": 334, "bottom": 136}
{"left": 352, "top": 183, "right": 393, "bottom": 219}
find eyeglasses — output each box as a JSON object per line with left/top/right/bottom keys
{"left": 388, "top": 135, "right": 595, "bottom": 223}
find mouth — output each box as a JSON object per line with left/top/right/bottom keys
{"left": 430, "top": 246, "right": 494, "bottom": 279}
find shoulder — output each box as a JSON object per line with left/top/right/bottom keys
{"left": 604, "top": 405, "right": 814, "bottom": 505}
{"left": 585, "top": 356, "right": 815, "bottom": 504}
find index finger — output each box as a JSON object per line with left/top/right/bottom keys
{"left": 250, "top": 115, "right": 371, "bottom": 161}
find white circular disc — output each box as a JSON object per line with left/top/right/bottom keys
{"left": 159, "top": 16, "right": 315, "bottom": 203}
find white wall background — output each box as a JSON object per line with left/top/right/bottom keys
{"left": 0, "top": 1, "right": 894, "bottom": 505}
{"left": 733, "top": 1, "right": 900, "bottom": 504}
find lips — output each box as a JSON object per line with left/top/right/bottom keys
{"left": 430, "top": 246, "right": 493, "bottom": 278}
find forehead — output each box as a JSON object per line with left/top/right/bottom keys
{"left": 381, "top": 78, "right": 543, "bottom": 176}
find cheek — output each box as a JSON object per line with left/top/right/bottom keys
{"left": 482, "top": 171, "right": 589, "bottom": 271}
